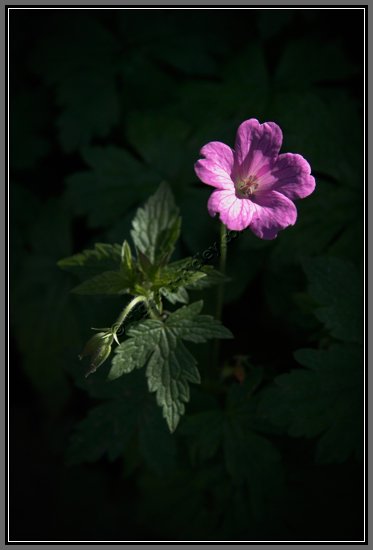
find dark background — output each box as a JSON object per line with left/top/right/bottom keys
{"left": 10, "top": 8, "right": 364, "bottom": 542}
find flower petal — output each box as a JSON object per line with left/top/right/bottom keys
{"left": 195, "top": 159, "right": 234, "bottom": 190}
{"left": 259, "top": 153, "right": 316, "bottom": 200}
{"left": 194, "top": 141, "right": 235, "bottom": 190}
{"left": 200, "top": 141, "right": 234, "bottom": 174}
{"left": 234, "top": 119, "right": 283, "bottom": 180}
{"left": 250, "top": 190, "right": 297, "bottom": 240}
{"left": 207, "top": 189, "right": 254, "bottom": 231}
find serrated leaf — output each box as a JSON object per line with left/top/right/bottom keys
{"left": 160, "top": 286, "right": 189, "bottom": 305}
{"left": 58, "top": 243, "right": 122, "bottom": 280}
{"left": 302, "top": 256, "right": 363, "bottom": 344}
{"left": 121, "top": 240, "right": 133, "bottom": 272}
{"left": 109, "top": 301, "right": 232, "bottom": 431}
{"left": 185, "top": 266, "right": 228, "bottom": 290}
{"left": 147, "top": 340, "right": 201, "bottom": 432}
{"left": 165, "top": 301, "right": 234, "bottom": 343}
{"left": 159, "top": 258, "right": 227, "bottom": 292}
{"left": 130, "top": 182, "right": 181, "bottom": 266}
{"left": 258, "top": 344, "right": 363, "bottom": 463}
{"left": 71, "top": 270, "right": 133, "bottom": 295}
{"left": 110, "top": 320, "right": 160, "bottom": 378}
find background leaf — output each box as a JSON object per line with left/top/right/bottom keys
{"left": 30, "top": 14, "right": 122, "bottom": 151}
{"left": 130, "top": 182, "right": 181, "bottom": 265}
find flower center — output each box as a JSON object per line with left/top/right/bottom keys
{"left": 235, "top": 175, "right": 259, "bottom": 198}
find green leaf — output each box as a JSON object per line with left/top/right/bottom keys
{"left": 58, "top": 243, "right": 122, "bottom": 280}
{"left": 272, "top": 91, "right": 363, "bottom": 185}
{"left": 269, "top": 180, "right": 361, "bottom": 268}
{"left": 147, "top": 340, "right": 200, "bottom": 432}
{"left": 302, "top": 257, "right": 363, "bottom": 344}
{"left": 110, "top": 320, "right": 159, "bottom": 377}
{"left": 159, "top": 258, "right": 227, "bottom": 292}
{"left": 181, "top": 381, "right": 284, "bottom": 519}
{"left": 126, "top": 112, "right": 192, "bottom": 183}
{"left": 121, "top": 240, "right": 133, "bottom": 273}
{"left": 109, "top": 301, "right": 232, "bottom": 431}
{"left": 68, "top": 399, "right": 137, "bottom": 463}
{"left": 185, "top": 266, "right": 228, "bottom": 290}
{"left": 71, "top": 271, "right": 133, "bottom": 295}
{"left": 67, "top": 361, "right": 177, "bottom": 472}
{"left": 67, "top": 372, "right": 146, "bottom": 463}
{"left": 160, "top": 286, "right": 189, "bottom": 305}
{"left": 166, "top": 301, "right": 234, "bottom": 343}
{"left": 258, "top": 344, "right": 363, "bottom": 463}
{"left": 66, "top": 146, "right": 156, "bottom": 228}
{"left": 130, "top": 182, "right": 181, "bottom": 266}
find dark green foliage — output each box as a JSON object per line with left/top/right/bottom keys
{"left": 109, "top": 301, "right": 233, "bottom": 431}
{"left": 302, "top": 257, "right": 363, "bottom": 344}
{"left": 58, "top": 243, "right": 123, "bottom": 279}
{"left": 258, "top": 256, "right": 363, "bottom": 463}
{"left": 259, "top": 344, "right": 363, "bottom": 463}
{"left": 68, "top": 369, "right": 177, "bottom": 472}
{"left": 66, "top": 146, "right": 156, "bottom": 228}
{"left": 30, "top": 14, "right": 122, "bottom": 152}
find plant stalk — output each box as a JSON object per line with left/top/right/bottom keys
{"left": 212, "top": 223, "right": 228, "bottom": 372}
{"left": 216, "top": 223, "right": 227, "bottom": 322}
{"left": 112, "top": 295, "right": 148, "bottom": 334}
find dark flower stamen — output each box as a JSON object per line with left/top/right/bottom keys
{"left": 236, "top": 175, "right": 259, "bottom": 198}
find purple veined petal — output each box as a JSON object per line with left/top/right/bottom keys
{"left": 259, "top": 153, "right": 316, "bottom": 200}
{"left": 249, "top": 190, "right": 297, "bottom": 240}
{"left": 234, "top": 119, "right": 283, "bottom": 180}
{"left": 207, "top": 189, "right": 254, "bottom": 231}
{"left": 200, "top": 141, "right": 235, "bottom": 175}
{"left": 194, "top": 159, "right": 235, "bottom": 190}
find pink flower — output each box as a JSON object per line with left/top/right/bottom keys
{"left": 194, "top": 118, "right": 316, "bottom": 239}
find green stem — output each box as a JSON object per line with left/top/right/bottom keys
{"left": 112, "top": 295, "right": 148, "bottom": 334}
{"left": 212, "top": 223, "right": 228, "bottom": 372}
{"left": 216, "top": 223, "right": 227, "bottom": 321}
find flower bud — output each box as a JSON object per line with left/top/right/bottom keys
{"left": 79, "top": 332, "right": 113, "bottom": 377}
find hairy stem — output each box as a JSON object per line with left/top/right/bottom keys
{"left": 216, "top": 223, "right": 227, "bottom": 322}
{"left": 212, "top": 223, "right": 228, "bottom": 372}
{"left": 112, "top": 295, "right": 148, "bottom": 334}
